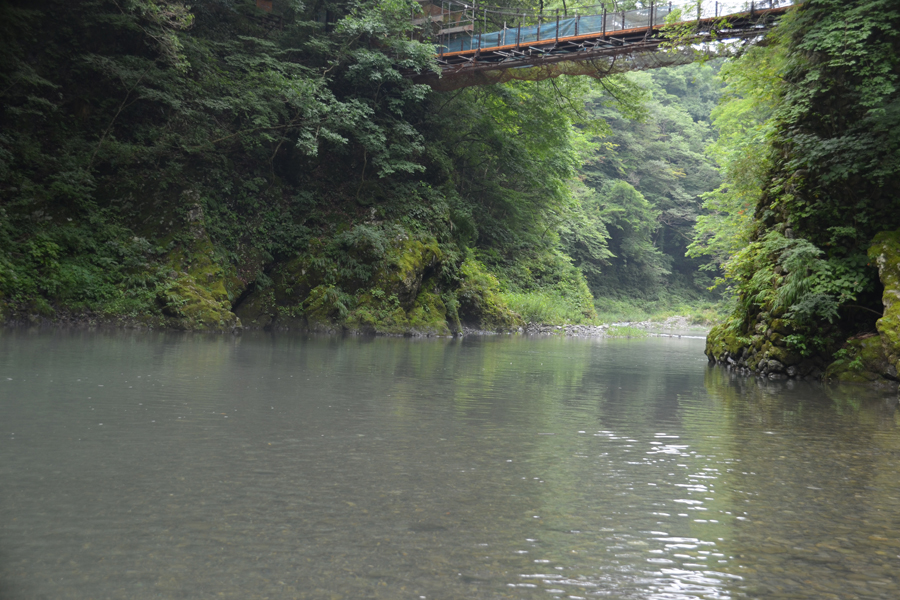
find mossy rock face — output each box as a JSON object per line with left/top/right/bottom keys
{"left": 869, "top": 229, "right": 900, "bottom": 376}
{"left": 746, "top": 354, "right": 763, "bottom": 371}
{"left": 233, "top": 287, "right": 278, "bottom": 329}
{"left": 157, "top": 274, "right": 240, "bottom": 331}
{"left": 751, "top": 334, "right": 764, "bottom": 351}
{"left": 304, "top": 285, "right": 346, "bottom": 333}
{"left": 706, "top": 317, "right": 809, "bottom": 377}
{"left": 378, "top": 237, "right": 442, "bottom": 310}
{"left": 406, "top": 285, "right": 451, "bottom": 336}
{"left": 705, "top": 324, "right": 744, "bottom": 361}
{"left": 769, "top": 318, "right": 792, "bottom": 335}
{"left": 163, "top": 206, "right": 234, "bottom": 302}
{"left": 765, "top": 344, "right": 802, "bottom": 367}
{"left": 346, "top": 280, "right": 451, "bottom": 336}
{"left": 824, "top": 335, "right": 896, "bottom": 384}
{"left": 456, "top": 257, "right": 524, "bottom": 331}
{"left": 157, "top": 214, "right": 240, "bottom": 331}
{"left": 343, "top": 238, "right": 450, "bottom": 335}
{"left": 233, "top": 233, "right": 452, "bottom": 335}
{"left": 233, "top": 254, "right": 320, "bottom": 330}
{"left": 177, "top": 238, "right": 230, "bottom": 304}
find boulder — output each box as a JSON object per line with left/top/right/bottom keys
{"left": 824, "top": 335, "right": 896, "bottom": 384}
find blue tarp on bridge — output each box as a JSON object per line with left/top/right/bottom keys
{"left": 441, "top": 8, "right": 672, "bottom": 53}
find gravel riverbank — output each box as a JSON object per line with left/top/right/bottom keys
{"left": 462, "top": 316, "right": 709, "bottom": 338}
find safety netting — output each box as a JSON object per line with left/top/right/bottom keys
{"left": 437, "top": 0, "right": 795, "bottom": 54}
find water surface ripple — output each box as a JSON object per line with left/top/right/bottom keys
{"left": 2, "top": 330, "right": 899, "bottom": 599}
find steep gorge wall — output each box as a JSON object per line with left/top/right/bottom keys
{"left": 702, "top": 0, "right": 900, "bottom": 386}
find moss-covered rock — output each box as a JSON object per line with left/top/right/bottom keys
{"left": 707, "top": 316, "right": 807, "bottom": 378}
{"left": 705, "top": 252, "right": 891, "bottom": 380}
{"left": 169, "top": 238, "right": 230, "bottom": 305}
{"left": 765, "top": 344, "right": 802, "bottom": 368}
{"left": 768, "top": 318, "right": 785, "bottom": 334}
{"left": 824, "top": 335, "right": 896, "bottom": 384}
{"left": 825, "top": 229, "right": 900, "bottom": 384}
{"left": 869, "top": 229, "right": 900, "bottom": 376}
{"left": 705, "top": 324, "right": 745, "bottom": 360}
{"left": 233, "top": 287, "right": 278, "bottom": 330}
{"left": 456, "top": 256, "right": 524, "bottom": 331}
{"left": 346, "top": 280, "right": 451, "bottom": 336}
{"left": 158, "top": 211, "right": 241, "bottom": 331}
{"left": 342, "top": 237, "right": 450, "bottom": 335}
{"left": 157, "top": 274, "right": 240, "bottom": 331}
{"left": 406, "top": 282, "right": 451, "bottom": 335}
{"left": 233, "top": 229, "right": 454, "bottom": 335}
{"left": 234, "top": 251, "right": 324, "bottom": 331}
{"left": 304, "top": 284, "right": 347, "bottom": 333}
{"left": 378, "top": 237, "right": 442, "bottom": 310}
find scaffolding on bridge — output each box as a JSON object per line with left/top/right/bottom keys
{"left": 409, "top": 1, "right": 798, "bottom": 90}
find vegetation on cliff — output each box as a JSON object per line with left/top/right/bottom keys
{"left": 694, "top": 0, "right": 900, "bottom": 383}
{"left": 0, "top": 0, "right": 726, "bottom": 333}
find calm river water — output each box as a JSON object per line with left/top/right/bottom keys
{"left": 2, "top": 330, "right": 900, "bottom": 599}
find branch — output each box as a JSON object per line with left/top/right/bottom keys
{"left": 89, "top": 68, "right": 150, "bottom": 168}
{"left": 842, "top": 304, "right": 884, "bottom": 317}
{"left": 197, "top": 121, "right": 309, "bottom": 149}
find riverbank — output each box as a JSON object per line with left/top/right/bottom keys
{"left": 1, "top": 312, "right": 709, "bottom": 340}
{"left": 518, "top": 315, "right": 708, "bottom": 338}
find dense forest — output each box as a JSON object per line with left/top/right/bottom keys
{"left": 1, "top": 1, "right": 898, "bottom": 383}
{"left": 0, "top": 0, "right": 720, "bottom": 331}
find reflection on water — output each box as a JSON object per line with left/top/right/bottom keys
{"left": 1, "top": 330, "right": 899, "bottom": 599}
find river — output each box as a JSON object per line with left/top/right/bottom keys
{"left": 2, "top": 330, "right": 899, "bottom": 599}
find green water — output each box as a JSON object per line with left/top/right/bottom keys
{"left": 1, "top": 330, "right": 899, "bottom": 599}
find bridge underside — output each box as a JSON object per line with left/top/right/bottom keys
{"left": 412, "top": 7, "right": 788, "bottom": 92}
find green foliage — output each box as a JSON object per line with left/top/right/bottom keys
{"left": 557, "top": 180, "right": 613, "bottom": 287}
{"left": 0, "top": 0, "right": 444, "bottom": 325}
{"left": 500, "top": 267, "right": 596, "bottom": 324}
{"left": 577, "top": 63, "right": 724, "bottom": 299}
{"left": 687, "top": 40, "right": 785, "bottom": 271}
{"left": 696, "top": 0, "right": 900, "bottom": 369}
{"left": 593, "top": 291, "right": 722, "bottom": 324}
{"left": 600, "top": 181, "right": 667, "bottom": 279}
{"left": 421, "top": 73, "right": 612, "bottom": 324}
{"left": 454, "top": 255, "right": 524, "bottom": 330}
{"left": 723, "top": 231, "right": 874, "bottom": 327}
{"left": 0, "top": 0, "right": 731, "bottom": 332}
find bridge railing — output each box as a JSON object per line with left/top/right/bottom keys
{"left": 416, "top": 1, "right": 796, "bottom": 55}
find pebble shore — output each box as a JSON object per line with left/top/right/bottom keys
{"left": 462, "top": 316, "right": 709, "bottom": 338}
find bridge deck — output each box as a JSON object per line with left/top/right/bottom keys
{"left": 410, "top": 3, "right": 795, "bottom": 89}
{"left": 438, "top": 6, "right": 788, "bottom": 73}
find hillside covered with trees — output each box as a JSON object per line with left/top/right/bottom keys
{"left": 0, "top": 0, "right": 723, "bottom": 333}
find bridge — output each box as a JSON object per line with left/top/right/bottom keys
{"left": 409, "top": 1, "right": 798, "bottom": 91}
